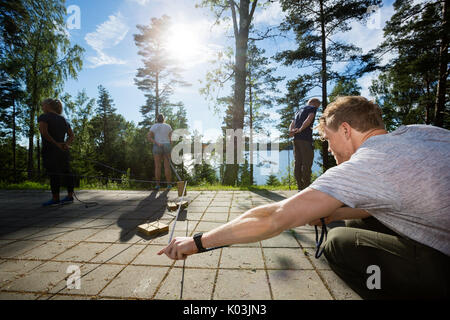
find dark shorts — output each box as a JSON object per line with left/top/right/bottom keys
{"left": 153, "top": 143, "right": 171, "bottom": 155}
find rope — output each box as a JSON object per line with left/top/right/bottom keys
{"left": 314, "top": 218, "right": 328, "bottom": 259}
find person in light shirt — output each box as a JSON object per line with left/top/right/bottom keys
{"left": 148, "top": 114, "right": 173, "bottom": 190}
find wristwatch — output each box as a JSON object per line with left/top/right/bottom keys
{"left": 193, "top": 232, "right": 206, "bottom": 253}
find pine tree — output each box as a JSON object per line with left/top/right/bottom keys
{"left": 265, "top": 174, "right": 280, "bottom": 186}
{"left": 134, "top": 15, "right": 190, "bottom": 128}
{"left": 370, "top": 0, "right": 449, "bottom": 129}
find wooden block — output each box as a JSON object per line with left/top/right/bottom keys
{"left": 167, "top": 200, "right": 189, "bottom": 212}
{"left": 137, "top": 221, "right": 169, "bottom": 236}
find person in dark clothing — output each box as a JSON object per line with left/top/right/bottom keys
{"left": 289, "top": 98, "right": 321, "bottom": 190}
{"left": 38, "top": 99, "right": 75, "bottom": 206}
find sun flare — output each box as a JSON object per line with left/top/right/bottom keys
{"left": 166, "top": 24, "right": 201, "bottom": 63}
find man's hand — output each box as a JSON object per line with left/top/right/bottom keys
{"left": 157, "top": 236, "right": 198, "bottom": 260}
{"left": 289, "top": 128, "right": 299, "bottom": 137}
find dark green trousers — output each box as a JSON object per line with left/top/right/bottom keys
{"left": 293, "top": 139, "right": 314, "bottom": 190}
{"left": 323, "top": 217, "right": 450, "bottom": 299}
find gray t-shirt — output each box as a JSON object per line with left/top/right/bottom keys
{"left": 150, "top": 123, "right": 172, "bottom": 144}
{"left": 310, "top": 125, "right": 450, "bottom": 256}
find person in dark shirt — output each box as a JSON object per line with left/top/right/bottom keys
{"left": 289, "top": 98, "right": 321, "bottom": 190}
{"left": 38, "top": 99, "right": 75, "bottom": 206}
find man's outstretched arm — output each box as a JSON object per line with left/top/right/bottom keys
{"left": 158, "top": 188, "right": 343, "bottom": 260}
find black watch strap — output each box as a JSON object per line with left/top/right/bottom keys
{"left": 193, "top": 232, "right": 206, "bottom": 253}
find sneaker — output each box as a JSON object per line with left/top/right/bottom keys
{"left": 167, "top": 184, "right": 172, "bottom": 189}
{"left": 42, "top": 199, "right": 60, "bottom": 207}
{"left": 60, "top": 196, "right": 74, "bottom": 205}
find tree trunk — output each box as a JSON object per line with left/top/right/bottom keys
{"left": 223, "top": 0, "right": 251, "bottom": 185}
{"left": 248, "top": 68, "right": 254, "bottom": 185}
{"left": 434, "top": 0, "right": 448, "bottom": 128}
{"left": 155, "top": 72, "right": 159, "bottom": 120}
{"left": 319, "top": 0, "right": 330, "bottom": 171}
{"left": 37, "top": 134, "right": 40, "bottom": 176}
{"left": 12, "top": 101, "right": 16, "bottom": 182}
{"left": 27, "top": 107, "right": 35, "bottom": 179}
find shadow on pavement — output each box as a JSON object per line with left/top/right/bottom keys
{"left": 248, "top": 187, "right": 287, "bottom": 202}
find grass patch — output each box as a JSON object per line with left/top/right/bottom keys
{"left": 0, "top": 181, "right": 297, "bottom": 192}
{"left": 0, "top": 181, "right": 50, "bottom": 190}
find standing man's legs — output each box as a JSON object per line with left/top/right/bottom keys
{"left": 49, "top": 172, "right": 61, "bottom": 201}
{"left": 294, "top": 140, "right": 314, "bottom": 190}
{"left": 293, "top": 140, "right": 303, "bottom": 190}
{"left": 44, "top": 152, "right": 60, "bottom": 201}
{"left": 154, "top": 154, "right": 162, "bottom": 187}
{"left": 61, "top": 151, "right": 74, "bottom": 199}
{"left": 298, "top": 140, "right": 314, "bottom": 189}
{"left": 163, "top": 154, "right": 172, "bottom": 186}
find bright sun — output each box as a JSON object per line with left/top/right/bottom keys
{"left": 166, "top": 24, "right": 201, "bottom": 62}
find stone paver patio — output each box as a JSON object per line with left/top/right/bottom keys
{"left": 0, "top": 189, "right": 360, "bottom": 300}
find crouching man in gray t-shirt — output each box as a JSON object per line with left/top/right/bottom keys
{"left": 158, "top": 96, "right": 449, "bottom": 299}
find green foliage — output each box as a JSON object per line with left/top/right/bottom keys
{"left": 370, "top": 0, "right": 449, "bottom": 130}
{"left": 329, "top": 78, "right": 362, "bottom": 103}
{"left": 265, "top": 174, "right": 280, "bottom": 186}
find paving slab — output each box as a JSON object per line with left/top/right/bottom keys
{"left": 318, "top": 270, "right": 362, "bottom": 300}
{"left": 16, "top": 241, "right": 77, "bottom": 260}
{"left": 54, "top": 228, "right": 101, "bottom": 242}
{"left": 49, "top": 263, "right": 124, "bottom": 296}
{"left": 99, "top": 265, "right": 169, "bottom": 299}
{"left": 183, "top": 249, "right": 221, "bottom": 268}
{"left": 132, "top": 245, "right": 176, "bottom": 267}
{"left": 0, "top": 240, "right": 44, "bottom": 259}
{"left": 54, "top": 242, "right": 111, "bottom": 263}
{"left": 155, "top": 267, "right": 216, "bottom": 300}
{"left": 2, "top": 261, "right": 75, "bottom": 294}
{"left": 90, "top": 243, "right": 145, "bottom": 265}
{"left": 261, "top": 232, "right": 300, "bottom": 248}
{"left": 263, "top": 248, "right": 313, "bottom": 270}
{"left": 268, "top": 270, "right": 332, "bottom": 300}
{"left": 205, "top": 207, "right": 230, "bottom": 213}
{"left": 214, "top": 269, "right": 271, "bottom": 300}
{"left": 0, "top": 292, "right": 41, "bottom": 300}
{"left": 0, "top": 260, "right": 43, "bottom": 288}
{"left": 220, "top": 247, "right": 265, "bottom": 269}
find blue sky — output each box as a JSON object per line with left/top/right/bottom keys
{"left": 63, "top": 0, "right": 396, "bottom": 142}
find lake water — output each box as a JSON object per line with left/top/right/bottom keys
{"left": 251, "top": 149, "right": 322, "bottom": 185}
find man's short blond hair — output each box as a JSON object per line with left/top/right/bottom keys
{"left": 307, "top": 98, "right": 321, "bottom": 106}
{"left": 318, "top": 96, "right": 384, "bottom": 139}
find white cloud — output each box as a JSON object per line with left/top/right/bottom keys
{"left": 253, "top": 1, "right": 285, "bottom": 26}
{"left": 126, "top": 0, "right": 151, "bottom": 5}
{"left": 84, "top": 12, "right": 129, "bottom": 68}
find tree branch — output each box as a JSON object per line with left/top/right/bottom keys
{"left": 229, "top": 0, "right": 239, "bottom": 38}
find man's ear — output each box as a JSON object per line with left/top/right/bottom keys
{"left": 341, "top": 122, "right": 352, "bottom": 140}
